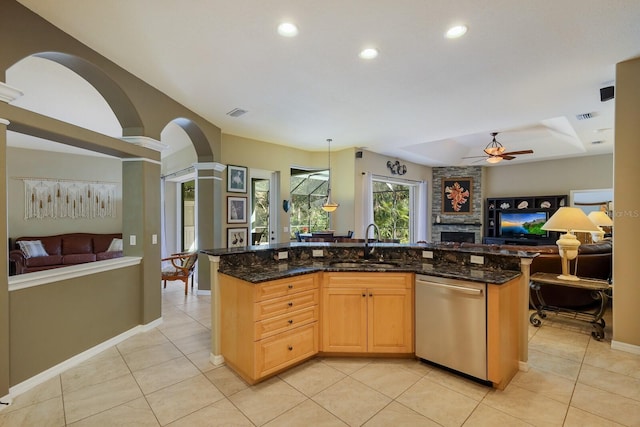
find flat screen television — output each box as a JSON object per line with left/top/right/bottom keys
{"left": 499, "top": 211, "right": 549, "bottom": 237}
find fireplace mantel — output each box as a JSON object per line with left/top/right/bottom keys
{"left": 433, "top": 222, "right": 482, "bottom": 226}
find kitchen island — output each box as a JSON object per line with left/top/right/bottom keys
{"left": 201, "top": 241, "right": 535, "bottom": 389}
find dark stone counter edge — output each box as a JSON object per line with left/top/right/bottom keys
{"left": 215, "top": 261, "right": 521, "bottom": 286}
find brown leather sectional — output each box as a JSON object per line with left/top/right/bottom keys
{"left": 9, "top": 233, "right": 123, "bottom": 275}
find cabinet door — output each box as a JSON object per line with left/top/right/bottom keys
{"left": 321, "top": 288, "right": 368, "bottom": 352}
{"left": 368, "top": 288, "right": 413, "bottom": 353}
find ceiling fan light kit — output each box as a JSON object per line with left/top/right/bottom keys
{"left": 463, "top": 132, "right": 535, "bottom": 164}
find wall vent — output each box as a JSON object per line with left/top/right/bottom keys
{"left": 591, "top": 140, "right": 606, "bottom": 145}
{"left": 226, "top": 108, "right": 248, "bottom": 117}
{"left": 576, "top": 112, "right": 596, "bottom": 120}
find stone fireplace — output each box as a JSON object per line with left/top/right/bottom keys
{"left": 432, "top": 166, "right": 483, "bottom": 243}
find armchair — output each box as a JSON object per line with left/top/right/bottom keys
{"left": 161, "top": 252, "right": 198, "bottom": 295}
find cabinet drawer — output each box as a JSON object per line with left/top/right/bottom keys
{"left": 324, "top": 272, "right": 411, "bottom": 289}
{"left": 255, "top": 322, "right": 318, "bottom": 378}
{"left": 254, "top": 305, "right": 319, "bottom": 340}
{"left": 255, "top": 274, "right": 317, "bottom": 301}
{"left": 254, "top": 288, "right": 319, "bottom": 320}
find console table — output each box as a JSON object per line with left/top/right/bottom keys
{"left": 529, "top": 272, "right": 611, "bottom": 340}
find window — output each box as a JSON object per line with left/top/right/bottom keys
{"left": 289, "top": 168, "right": 330, "bottom": 239}
{"left": 251, "top": 178, "right": 270, "bottom": 245}
{"left": 372, "top": 180, "right": 411, "bottom": 242}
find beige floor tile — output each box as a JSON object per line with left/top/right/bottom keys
{"left": 363, "top": 401, "right": 439, "bottom": 426}
{"left": 117, "top": 329, "right": 172, "bottom": 355}
{"left": 264, "top": 399, "right": 348, "bottom": 427}
{"left": 68, "top": 397, "right": 159, "bottom": 427}
{"left": 510, "top": 367, "right": 576, "bottom": 404}
{"left": 481, "top": 383, "right": 568, "bottom": 427}
{"left": 351, "top": 362, "right": 423, "bottom": 399}
{"left": 396, "top": 377, "right": 479, "bottom": 427}
{"left": 185, "top": 349, "right": 217, "bottom": 373}
{"left": 527, "top": 348, "right": 582, "bottom": 381}
{"left": 197, "top": 316, "right": 211, "bottom": 329}
{"left": 528, "top": 325, "right": 590, "bottom": 362}
{"left": 571, "top": 382, "right": 640, "bottom": 426}
{"left": 63, "top": 374, "right": 143, "bottom": 424}
{"left": 0, "top": 396, "right": 64, "bottom": 427}
{"left": 159, "top": 320, "right": 209, "bottom": 342}
{"left": 170, "top": 329, "right": 210, "bottom": 355}
{"left": 278, "top": 358, "right": 346, "bottom": 397}
{"left": 166, "top": 398, "right": 253, "bottom": 427}
{"left": 424, "top": 368, "right": 491, "bottom": 401}
{"left": 578, "top": 363, "right": 640, "bottom": 401}
{"left": 146, "top": 374, "right": 225, "bottom": 426}
{"left": 319, "top": 357, "right": 373, "bottom": 375}
{"left": 563, "top": 406, "right": 625, "bottom": 427}
{"left": 122, "top": 341, "right": 183, "bottom": 372}
{"left": 2, "top": 376, "right": 61, "bottom": 414}
{"left": 313, "top": 377, "right": 392, "bottom": 426}
{"left": 583, "top": 338, "right": 640, "bottom": 380}
{"left": 132, "top": 355, "right": 201, "bottom": 394}
{"left": 61, "top": 351, "right": 130, "bottom": 394}
{"left": 370, "top": 357, "right": 432, "bottom": 376}
{"left": 204, "top": 365, "right": 249, "bottom": 397}
{"left": 462, "top": 403, "right": 534, "bottom": 426}
{"left": 229, "top": 376, "right": 307, "bottom": 426}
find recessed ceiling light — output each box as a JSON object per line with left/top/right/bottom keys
{"left": 359, "top": 48, "right": 378, "bottom": 59}
{"left": 277, "top": 22, "right": 298, "bottom": 37}
{"left": 445, "top": 25, "right": 467, "bottom": 39}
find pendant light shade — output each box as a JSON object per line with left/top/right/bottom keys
{"left": 322, "top": 138, "right": 339, "bottom": 212}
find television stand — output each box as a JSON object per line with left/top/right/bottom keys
{"left": 483, "top": 237, "right": 556, "bottom": 246}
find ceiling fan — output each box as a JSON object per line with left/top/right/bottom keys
{"left": 464, "top": 132, "right": 534, "bottom": 163}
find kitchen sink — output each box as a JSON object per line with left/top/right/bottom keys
{"left": 329, "top": 261, "right": 398, "bottom": 269}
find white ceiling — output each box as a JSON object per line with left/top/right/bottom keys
{"left": 12, "top": 0, "right": 640, "bottom": 166}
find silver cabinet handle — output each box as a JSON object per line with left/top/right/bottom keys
{"left": 416, "top": 280, "right": 483, "bottom": 296}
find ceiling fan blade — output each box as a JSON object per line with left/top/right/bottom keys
{"left": 461, "top": 155, "right": 489, "bottom": 159}
{"left": 501, "top": 155, "right": 516, "bottom": 160}
{"left": 501, "top": 150, "right": 534, "bottom": 156}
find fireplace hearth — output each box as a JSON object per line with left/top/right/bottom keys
{"left": 440, "top": 231, "right": 475, "bottom": 243}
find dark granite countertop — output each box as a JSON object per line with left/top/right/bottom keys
{"left": 216, "top": 259, "right": 521, "bottom": 285}
{"left": 203, "top": 241, "right": 529, "bottom": 285}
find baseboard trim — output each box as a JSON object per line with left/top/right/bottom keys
{"left": 0, "top": 394, "right": 12, "bottom": 412}
{"left": 9, "top": 317, "right": 163, "bottom": 398}
{"left": 196, "top": 289, "right": 211, "bottom": 296}
{"left": 518, "top": 361, "right": 529, "bottom": 372}
{"left": 210, "top": 353, "right": 225, "bottom": 366}
{"left": 611, "top": 340, "right": 640, "bottom": 355}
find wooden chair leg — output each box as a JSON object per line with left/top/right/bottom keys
{"left": 184, "top": 278, "right": 188, "bottom": 295}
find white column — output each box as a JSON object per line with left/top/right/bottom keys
{"left": 519, "top": 258, "right": 533, "bottom": 371}
{"left": 208, "top": 255, "right": 224, "bottom": 365}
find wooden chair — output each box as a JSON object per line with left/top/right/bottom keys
{"left": 161, "top": 252, "right": 198, "bottom": 295}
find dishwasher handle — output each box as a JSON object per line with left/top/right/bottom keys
{"left": 416, "top": 280, "right": 483, "bottom": 296}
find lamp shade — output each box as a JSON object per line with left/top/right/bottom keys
{"left": 587, "top": 210, "right": 613, "bottom": 227}
{"left": 542, "top": 207, "right": 600, "bottom": 233}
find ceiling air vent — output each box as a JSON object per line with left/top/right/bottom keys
{"left": 226, "top": 108, "right": 248, "bottom": 118}
{"left": 576, "top": 112, "right": 597, "bottom": 120}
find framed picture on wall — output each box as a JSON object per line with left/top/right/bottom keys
{"left": 442, "top": 178, "right": 472, "bottom": 214}
{"left": 227, "top": 196, "right": 247, "bottom": 223}
{"left": 227, "top": 165, "right": 247, "bottom": 193}
{"left": 227, "top": 227, "right": 248, "bottom": 248}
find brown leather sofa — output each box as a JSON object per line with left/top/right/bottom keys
{"left": 462, "top": 240, "right": 612, "bottom": 308}
{"left": 9, "top": 233, "right": 123, "bottom": 275}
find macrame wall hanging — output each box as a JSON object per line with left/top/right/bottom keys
{"left": 23, "top": 179, "right": 117, "bottom": 220}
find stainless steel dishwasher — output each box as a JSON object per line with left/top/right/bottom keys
{"left": 415, "top": 274, "right": 487, "bottom": 380}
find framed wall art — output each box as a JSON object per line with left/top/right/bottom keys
{"left": 442, "top": 178, "right": 472, "bottom": 214}
{"left": 227, "top": 227, "right": 248, "bottom": 248}
{"left": 227, "top": 165, "right": 247, "bottom": 193}
{"left": 227, "top": 196, "right": 247, "bottom": 223}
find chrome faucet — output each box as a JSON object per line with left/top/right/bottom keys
{"left": 364, "top": 223, "right": 380, "bottom": 259}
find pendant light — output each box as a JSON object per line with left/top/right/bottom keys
{"left": 322, "top": 138, "right": 339, "bottom": 212}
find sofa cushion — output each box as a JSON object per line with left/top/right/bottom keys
{"left": 62, "top": 253, "right": 97, "bottom": 264}
{"left": 17, "top": 240, "right": 48, "bottom": 258}
{"left": 62, "top": 236, "right": 93, "bottom": 255}
{"left": 24, "top": 255, "right": 63, "bottom": 267}
{"left": 96, "top": 251, "right": 123, "bottom": 261}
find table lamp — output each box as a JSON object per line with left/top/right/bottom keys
{"left": 542, "top": 207, "right": 600, "bottom": 281}
{"left": 587, "top": 210, "right": 613, "bottom": 242}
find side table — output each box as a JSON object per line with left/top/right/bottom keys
{"left": 529, "top": 272, "right": 611, "bottom": 340}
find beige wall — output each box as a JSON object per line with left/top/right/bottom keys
{"left": 613, "top": 57, "right": 640, "bottom": 347}
{"left": 484, "top": 154, "right": 613, "bottom": 197}
{"left": 7, "top": 147, "right": 123, "bottom": 239}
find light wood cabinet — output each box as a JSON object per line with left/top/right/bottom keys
{"left": 219, "top": 273, "right": 319, "bottom": 384}
{"left": 321, "top": 272, "right": 413, "bottom": 354}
